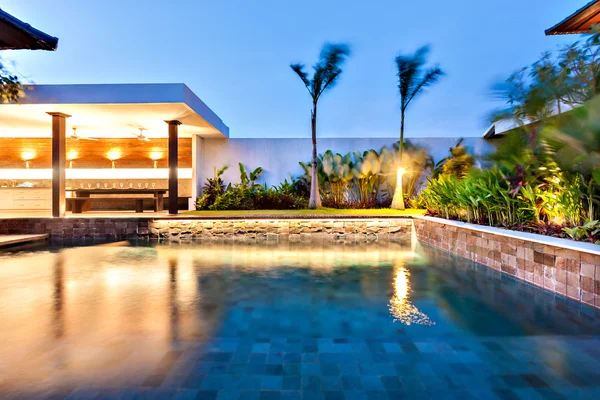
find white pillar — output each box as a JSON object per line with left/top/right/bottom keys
{"left": 189, "top": 135, "right": 203, "bottom": 210}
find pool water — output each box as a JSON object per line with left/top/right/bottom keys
{"left": 1, "top": 240, "right": 600, "bottom": 399}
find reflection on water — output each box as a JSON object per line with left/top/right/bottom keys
{"left": 1, "top": 240, "right": 600, "bottom": 398}
{"left": 0, "top": 240, "right": 416, "bottom": 397}
{"left": 388, "top": 260, "right": 435, "bottom": 326}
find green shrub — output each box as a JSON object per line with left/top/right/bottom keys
{"left": 564, "top": 221, "right": 600, "bottom": 244}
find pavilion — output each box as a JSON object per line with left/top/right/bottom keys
{"left": 0, "top": 83, "right": 229, "bottom": 216}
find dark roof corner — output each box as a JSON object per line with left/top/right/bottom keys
{"left": 0, "top": 8, "right": 58, "bottom": 50}
{"left": 546, "top": 0, "right": 600, "bottom": 35}
{"left": 483, "top": 125, "right": 497, "bottom": 139}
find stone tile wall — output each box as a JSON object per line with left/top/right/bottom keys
{"left": 0, "top": 218, "right": 150, "bottom": 239}
{"left": 0, "top": 217, "right": 413, "bottom": 241}
{"left": 148, "top": 218, "right": 413, "bottom": 240}
{"left": 413, "top": 217, "right": 600, "bottom": 310}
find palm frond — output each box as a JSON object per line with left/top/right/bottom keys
{"left": 290, "top": 63, "right": 311, "bottom": 89}
{"left": 406, "top": 66, "right": 444, "bottom": 107}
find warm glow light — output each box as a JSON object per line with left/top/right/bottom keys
{"left": 397, "top": 167, "right": 407, "bottom": 176}
{"left": 150, "top": 151, "right": 162, "bottom": 169}
{"left": 106, "top": 149, "right": 122, "bottom": 161}
{"left": 67, "top": 151, "right": 79, "bottom": 161}
{"left": 21, "top": 151, "right": 35, "bottom": 161}
{"left": 107, "top": 149, "right": 121, "bottom": 169}
{"left": 22, "top": 150, "right": 35, "bottom": 167}
{"left": 0, "top": 168, "right": 193, "bottom": 180}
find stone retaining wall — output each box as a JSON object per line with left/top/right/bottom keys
{"left": 0, "top": 218, "right": 150, "bottom": 239}
{"left": 0, "top": 217, "right": 413, "bottom": 241}
{"left": 148, "top": 218, "right": 413, "bottom": 240}
{"left": 413, "top": 217, "right": 600, "bottom": 309}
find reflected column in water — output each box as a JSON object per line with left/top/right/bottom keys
{"left": 169, "top": 258, "right": 179, "bottom": 343}
{"left": 53, "top": 253, "right": 65, "bottom": 338}
{"left": 389, "top": 258, "right": 435, "bottom": 326}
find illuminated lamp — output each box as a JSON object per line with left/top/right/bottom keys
{"left": 150, "top": 150, "right": 163, "bottom": 169}
{"left": 67, "top": 151, "right": 78, "bottom": 169}
{"left": 106, "top": 149, "right": 122, "bottom": 169}
{"left": 21, "top": 151, "right": 35, "bottom": 169}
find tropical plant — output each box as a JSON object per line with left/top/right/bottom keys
{"left": 321, "top": 150, "right": 353, "bottom": 203}
{"left": 0, "top": 57, "right": 22, "bottom": 103}
{"left": 564, "top": 220, "right": 600, "bottom": 244}
{"left": 239, "top": 163, "right": 264, "bottom": 189}
{"left": 391, "top": 45, "right": 444, "bottom": 209}
{"left": 290, "top": 43, "right": 351, "bottom": 208}
{"left": 433, "top": 138, "right": 474, "bottom": 179}
{"left": 197, "top": 166, "right": 229, "bottom": 210}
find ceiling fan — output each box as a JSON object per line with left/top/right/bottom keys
{"left": 70, "top": 127, "right": 98, "bottom": 141}
{"left": 131, "top": 128, "right": 150, "bottom": 142}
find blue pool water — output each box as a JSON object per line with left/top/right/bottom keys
{"left": 1, "top": 240, "right": 600, "bottom": 399}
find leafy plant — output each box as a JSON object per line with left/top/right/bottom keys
{"left": 0, "top": 57, "right": 23, "bottom": 103}
{"left": 434, "top": 138, "right": 474, "bottom": 179}
{"left": 197, "top": 166, "right": 229, "bottom": 210}
{"left": 564, "top": 221, "right": 600, "bottom": 244}
{"left": 239, "top": 163, "right": 264, "bottom": 189}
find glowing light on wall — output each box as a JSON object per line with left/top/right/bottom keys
{"left": 67, "top": 151, "right": 79, "bottom": 169}
{"left": 150, "top": 150, "right": 163, "bottom": 169}
{"left": 0, "top": 169, "right": 192, "bottom": 180}
{"left": 106, "top": 149, "right": 122, "bottom": 169}
{"left": 21, "top": 151, "right": 35, "bottom": 169}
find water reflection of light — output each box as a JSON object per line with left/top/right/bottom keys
{"left": 389, "top": 262, "right": 435, "bottom": 326}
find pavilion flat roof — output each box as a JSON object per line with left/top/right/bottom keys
{"left": 0, "top": 83, "right": 229, "bottom": 139}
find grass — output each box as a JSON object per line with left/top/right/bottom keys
{"left": 183, "top": 208, "right": 425, "bottom": 217}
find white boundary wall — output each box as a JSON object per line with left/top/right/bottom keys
{"left": 194, "top": 137, "right": 494, "bottom": 191}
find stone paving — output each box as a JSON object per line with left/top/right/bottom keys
{"left": 1, "top": 242, "right": 600, "bottom": 399}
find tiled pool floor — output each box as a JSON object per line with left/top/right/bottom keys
{"left": 0, "top": 241, "right": 599, "bottom": 399}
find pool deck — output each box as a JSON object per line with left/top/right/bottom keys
{"left": 0, "top": 234, "right": 48, "bottom": 248}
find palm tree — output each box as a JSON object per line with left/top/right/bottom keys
{"left": 391, "top": 46, "right": 444, "bottom": 209}
{"left": 291, "top": 43, "right": 351, "bottom": 208}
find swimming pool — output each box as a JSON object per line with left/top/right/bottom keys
{"left": 1, "top": 240, "right": 599, "bottom": 399}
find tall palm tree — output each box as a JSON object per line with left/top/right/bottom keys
{"left": 391, "top": 45, "right": 444, "bottom": 209}
{"left": 291, "top": 43, "right": 351, "bottom": 208}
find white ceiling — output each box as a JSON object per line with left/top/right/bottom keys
{"left": 0, "top": 103, "right": 224, "bottom": 139}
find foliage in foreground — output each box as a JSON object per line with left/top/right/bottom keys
{"left": 417, "top": 32, "right": 600, "bottom": 243}
{"left": 0, "top": 57, "right": 23, "bottom": 103}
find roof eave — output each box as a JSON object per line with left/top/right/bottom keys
{"left": 0, "top": 7, "right": 59, "bottom": 51}
{"left": 545, "top": 0, "right": 600, "bottom": 36}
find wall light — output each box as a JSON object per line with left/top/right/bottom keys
{"left": 106, "top": 149, "right": 122, "bottom": 169}
{"left": 21, "top": 151, "right": 35, "bottom": 169}
{"left": 67, "top": 151, "right": 79, "bottom": 169}
{"left": 150, "top": 150, "right": 163, "bottom": 169}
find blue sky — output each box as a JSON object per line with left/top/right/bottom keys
{"left": 3, "top": 0, "right": 580, "bottom": 138}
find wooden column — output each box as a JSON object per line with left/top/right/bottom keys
{"left": 166, "top": 120, "right": 181, "bottom": 215}
{"left": 47, "top": 112, "right": 71, "bottom": 217}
